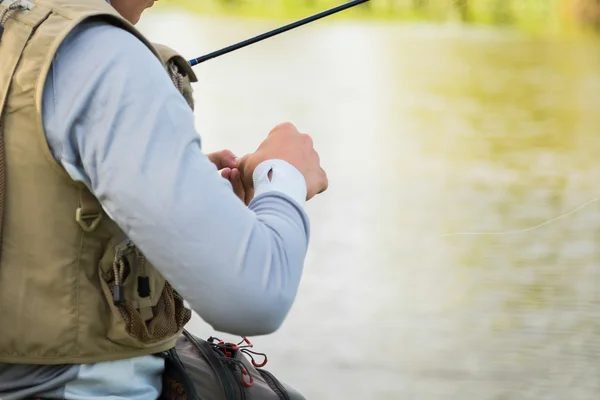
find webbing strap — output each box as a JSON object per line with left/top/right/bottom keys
{"left": 76, "top": 188, "right": 103, "bottom": 232}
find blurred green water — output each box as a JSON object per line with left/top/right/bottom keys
{"left": 138, "top": 10, "right": 600, "bottom": 400}
{"left": 155, "top": 0, "right": 600, "bottom": 34}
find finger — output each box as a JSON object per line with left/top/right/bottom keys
{"left": 229, "top": 169, "right": 246, "bottom": 202}
{"left": 318, "top": 168, "right": 329, "bottom": 193}
{"left": 236, "top": 154, "right": 246, "bottom": 168}
{"left": 221, "top": 167, "right": 232, "bottom": 180}
{"left": 270, "top": 121, "right": 297, "bottom": 135}
{"left": 306, "top": 170, "right": 328, "bottom": 201}
{"left": 209, "top": 150, "right": 238, "bottom": 170}
{"left": 236, "top": 154, "right": 255, "bottom": 186}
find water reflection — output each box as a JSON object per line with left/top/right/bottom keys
{"left": 138, "top": 12, "right": 600, "bottom": 399}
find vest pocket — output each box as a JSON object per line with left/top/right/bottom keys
{"left": 98, "top": 238, "right": 191, "bottom": 348}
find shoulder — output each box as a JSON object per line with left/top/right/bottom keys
{"left": 42, "top": 17, "right": 178, "bottom": 179}
{"left": 47, "top": 16, "right": 172, "bottom": 121}
{"left": 55, "top": 19, "right": 159, "bottom": 72}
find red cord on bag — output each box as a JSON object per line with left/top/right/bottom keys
{"left": 241, "top": 368, "right": 254, "bottom": 388}
{"left": 236, "top": 336, "right": 268, "bottom": 367}
{"left": 251, "top": 356, "right": 268, "bottom": 368}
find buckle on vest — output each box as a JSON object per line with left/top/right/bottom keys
{"left": 75, "top": 207, "right": 102, "bottom": 232}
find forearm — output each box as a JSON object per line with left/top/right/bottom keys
{"left": 179, "top": 191, "right": 310, "bottom": 336}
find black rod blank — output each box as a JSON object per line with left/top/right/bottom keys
{"left": 188, "top": 0, "right": 370, "bottom": 66}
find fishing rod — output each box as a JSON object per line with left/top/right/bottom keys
{"left": 188, "top": 0, "right": 370, "bottom": 66}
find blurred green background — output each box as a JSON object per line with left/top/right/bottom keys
{"left": 153, "top": 0, "right": 600, "bottom": 34}
{"left": 138, "top": 1, "right": 600, "bottom": 399}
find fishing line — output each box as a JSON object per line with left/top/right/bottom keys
{"left": 441, "top": 196, "right": 600, "bottom": 237}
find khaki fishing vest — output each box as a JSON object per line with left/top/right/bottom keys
{"left": 0, "top": 0, "right": 198, "bottom": 364}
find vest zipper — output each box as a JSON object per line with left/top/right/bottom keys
{"left": 0, "top": 0, "right": 35, "bottom": 44}
{"left": 257, "top": 369, "right": 291, "bottom": 400}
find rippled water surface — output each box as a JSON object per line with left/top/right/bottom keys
{"left": 139, "top": 11, "right": 600, "bottom": 399}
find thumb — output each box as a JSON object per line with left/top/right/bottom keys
{"left": 236, "top": 154, "right": 252, "bottom": 182}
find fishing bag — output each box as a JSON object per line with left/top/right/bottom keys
{"left": 160, "top": 330, "right": 305, "bottom": 400}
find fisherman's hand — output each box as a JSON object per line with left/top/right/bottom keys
{"left": 237, "top": 122, "right": 328, "bottom": 203}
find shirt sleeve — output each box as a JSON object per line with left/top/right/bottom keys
{"left": 41, "top": 20, "right": 311, "bottom": 337}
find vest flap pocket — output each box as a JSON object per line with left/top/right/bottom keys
{"left": 98, "top": 238, "right": 191, "bottom": 348}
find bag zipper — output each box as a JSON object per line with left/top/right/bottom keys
{"left": 257, "top": 369, "right": 291, "bottom": 400}
{"left": 165, "top": 348, "right": 200, "bottom": 400}
{"left": 224, "top": 361, "right": 248, "bottom": 400}
{"left": 183, "top": 330, "right": 242, "bottom": 400}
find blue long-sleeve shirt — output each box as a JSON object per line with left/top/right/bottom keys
{"left": 0, "top": 18, "right": 311, "bottom": 400}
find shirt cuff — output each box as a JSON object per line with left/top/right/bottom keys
{"left": 252, "top": 159, "right": 307, "bottom": 207}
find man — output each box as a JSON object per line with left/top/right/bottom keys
{"left": 0, "top": 0, "right": 327, "bottom": 398}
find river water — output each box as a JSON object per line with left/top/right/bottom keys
{"left": 138, "top": 10, "right": 600, "bottom": 400}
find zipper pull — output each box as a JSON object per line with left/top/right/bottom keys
{"left": 113, "top": 285, "right": 125, "bottom": 306}
{"left": 138, "top": 276, "right": 150, "bottom": 298}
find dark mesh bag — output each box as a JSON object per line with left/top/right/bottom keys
{"left": 160, "top": 330, "right": 306, "bottom": 400}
